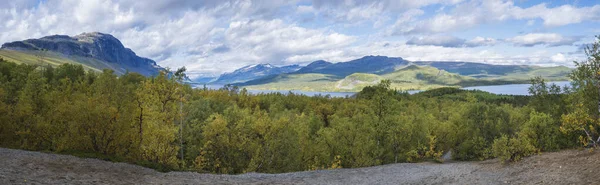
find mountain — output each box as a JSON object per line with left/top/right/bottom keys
{"left": 412, "top": 61, "right": 572, "bottom": 81}
{"left": 237, "top": 56, "right": 573, "bottom": 92}
{"left": 294, "top": 56, "right": 409, "bottom": 77}
{"left": 382, "top": 65, "right": 473, "bottom": 85}
{"left": 191, "top": 77, "right": 217, "bottom": 84}
{"left": 241, "top": 65, "right": 480, "bottom": 92}
{"left": 213, "top": 63, "right": 301, "bottom": 84}
{"left": 0, "top": 32, "right": 162, "bottom": 76}
{"left": 413, "top": 61, "right": 531, "bottom": 77}
{"left": 295, "top": 60, "right": 332, "bottom": 73}
{"left": 239, "top": 73, "right": 342, "bottom": 92}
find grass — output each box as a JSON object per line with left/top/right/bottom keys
{"left": 384, "top": 65, "right": 471, "bottom": 85}
{"left": 336, "top": 73, "right": 383, "bottom": 91}
{"left": 0, "top": 50, "right": 101, "bottom": 72}
{"left": 0, "top": 49, "right": 132, "bottom": 75}
{"left": 483, "top": 66, "right": 571, "bottom": 81}
{"left": 243, "top": 73, "right": 342, "bottom": 92}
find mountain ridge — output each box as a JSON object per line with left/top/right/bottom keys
{"left": 293, "top": 55, "right": 409, "bottom": 76}
{"left": 235, "top": 57, "right": 573, "bottom": 91}
{"left": 1, "top": 32, "right": 162, "bottom": 76}
{"left": 213, "top": 63, "right": 301, "bottom": 84}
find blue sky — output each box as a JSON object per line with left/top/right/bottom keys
{"left": 0, "top": 0, "right": 599, "bottom": 78}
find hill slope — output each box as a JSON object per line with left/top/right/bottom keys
{"left": 244, "top": 65, "right": 537, "bottom": 92}
{"left": 0, "top": 32, "right": 162, "bottom": 76}
{"left": 242, "top": 73, "right": 342, "bottom": 92}
{"left": 413, "top": 61, "right": 572, "bottom": 80}
{"left": 1, "top": 147, "right": 598, "bottom": 184}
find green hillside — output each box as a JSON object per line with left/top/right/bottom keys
{"left": 489, "top": 66, "right": 571, "bottom": 81}
{"left": 245, "top": 65, "right": 470, "bottom": 91}
{"left": 383, "top": 65, "right": 471, "bottom": 89}
{"left": 243, "top": 73, "right": 342, "bottom": 91}
{"left": 243, "top": 64, "right": 572, "bottom": 92}
{"left": 0, "top": 49, "right": 131, "bottom": 74}
{"left": 333, "top": 66, "right": 468, "bottom": 91}
{"left": 1, "top": 50, "right": 98, "bottom": 72}
{"left": 335, "top": 73, "right": 384, "bottom": 91}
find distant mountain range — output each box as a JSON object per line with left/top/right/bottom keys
{"left": 0, "top": 32, "right": 163, "bottom": 76}
{"left": 294, "top": 56, "right": 409, "bottom": 76}
{"left": 213, "top": 63, "right": 301, "bottom": 84}
{"left": 212, "top": 56, "right": 409, "bottom": 84}
{"left": 229, "top": 56, "right": 572, "bottom": 92}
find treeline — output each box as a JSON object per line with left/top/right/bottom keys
{"left": 0, "top": 39, "right": 599, "bottom": 174}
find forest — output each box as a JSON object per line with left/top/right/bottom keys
{"left": 0, "top": 38, "right": 599, "bottom": 174}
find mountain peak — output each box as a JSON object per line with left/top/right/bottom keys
{"left": 361, "top": 55, "right": 386, "bottom": 59}
{"left": 257, "top": 63, "right": 274, "bottom": 68}
{"left": 358, "top": 55, "right": 404, "bottom": 61}
{"left": 74, "top": 32, "right": 120, "bottom": 44}
{"left": 308, "top": 60, "right": 331, "bottom": 66}
{"left": 238, "top": 63, "right": 275, "bottom": 72}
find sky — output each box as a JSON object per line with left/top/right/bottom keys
{"left": 0, "top": 0, "right": 599, "bottom": 78}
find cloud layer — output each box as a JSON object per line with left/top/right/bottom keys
{"left": 406, "top": 35, "right": 497, "bottom": 48}
{"left": 507, "top": 33, "right": 580, "bottom": 47}
{"left": 0, "top": 0, "right": 596, "bottom": 77}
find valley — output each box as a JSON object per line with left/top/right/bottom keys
{"left": 238, "top": 62, "right": 571, "bottom": 92}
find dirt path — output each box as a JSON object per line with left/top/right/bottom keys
{"left": 1, "top": 147, "right": 599, "bottom": 185}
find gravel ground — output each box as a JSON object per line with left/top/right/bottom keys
{"left": 1, "top": 147, "right": 599, "bottom": 185}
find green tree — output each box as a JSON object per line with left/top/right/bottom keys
{"left": 520, "top": 111, "right": 559, "bottom": 151}
{"left": 561, "top": 36, "right": 600, "bottom": 147}
{"left": 492, "top": 134, "right": 537, "bottom": 163}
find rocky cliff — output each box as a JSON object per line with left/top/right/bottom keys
{"left": 1, "top": 32, "right": 162, "bottom": 76}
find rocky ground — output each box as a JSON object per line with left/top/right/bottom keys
{"left": 1, "top": 147, "right": 599, "bottom": 185}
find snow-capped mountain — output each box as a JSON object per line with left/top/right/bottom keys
{"left": 213, "top": 63, "right": 301, "bottom": 84}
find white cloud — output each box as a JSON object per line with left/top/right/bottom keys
{"left": 221, "top": 19, "right": 355, "bottom": 69}
{"left": 465, "top": 37, "right": 496, "bottom": 47}
{"left": 226, "top": 20, "right": 355, "bottom": 52}
{"left": 310, "top": 0, "right": 462, "bottom": 25}
{"left": 392, "top": 0, "right": 600, "bottom": 35}
{"left": 296, "top": 5, "right": 316, "bottom": 14}
{"left": 387, "top": 9, "right": 424, "bottom": 34}
{"left": 406, "top": 35, "right": 495, "bottom": 48}
{"left": 279, "top": 40, "right": 579, "bottom": 68}
{"left": 507, "top": 33, "right": 580, "bottom": 47}
{"left": 513, "top": 3, "right": 600, "bottom": 27}
{"left": 0, "top": 0, "right": 590, "bottom": 77}
{"left": 406, "top": 35, "right": 466, "bottom": 47}
{"left": 551, "top": 53, "right": 567, "bottom": 63}
{"left": 346, "top": 41, "right": 512, "bottom": 64}
{"left": 0, "top": 0, "right": 301, "bottom": 77}
{"left": 118, "top": 11, "right": 218, "bottom": 62}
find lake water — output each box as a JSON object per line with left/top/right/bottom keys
{"left": 193, "top": 81, "right": 572, "bottom": 97}
{"left": 462, "top": 81, "right": 571, "bottom": 96}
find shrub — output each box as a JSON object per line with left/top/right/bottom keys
{"left": 492, "top": 135, "right": 538, "bottom": 163}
